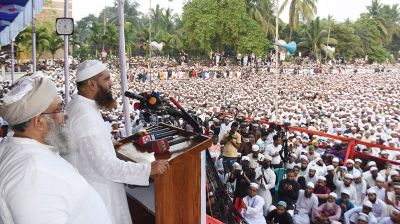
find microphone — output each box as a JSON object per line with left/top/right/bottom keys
{"left": 170, "top": 97, "right": 202, "bottom": 134}
{"left": 124, "top": 91, "right": 146, "bottom": 101}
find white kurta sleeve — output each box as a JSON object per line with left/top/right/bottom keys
{"left": 243, "top": 197, "right": 265, "bottom": 217}
{"left": 343, "top": 207, "right": 361, "bottom": 224}
{"left": 75, "top": 116, "right": 151, "bottom": 186}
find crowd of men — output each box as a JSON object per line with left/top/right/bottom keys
{"left": 0, "top": 56, "right": 399, "bottom": 224}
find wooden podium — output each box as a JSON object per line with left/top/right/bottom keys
{"left": 116, "top": 123, "right": 212, "bottom": 224}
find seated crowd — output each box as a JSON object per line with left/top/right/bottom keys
{"left": 208, "top": 116, "right": 400, "bottom": 224}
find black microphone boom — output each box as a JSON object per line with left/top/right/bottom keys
{"left": 124, "top": 91, "right": 146, "bottom": 102}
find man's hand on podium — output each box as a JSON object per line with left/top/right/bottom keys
{"left": 151, "top": 160, "right": 170, "bottom": 175}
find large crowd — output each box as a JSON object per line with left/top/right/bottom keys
{"left": 1, "top": 55, "right": 400, "bottom": 224}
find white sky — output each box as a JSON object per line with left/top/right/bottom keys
{"left": 72, "top": 0, "right": 399, "bottom": 23}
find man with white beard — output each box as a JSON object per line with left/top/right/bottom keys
{"left": 64, "top": 60, "right": 170, "bottom": 224}
{"left": 0, "top": 74, "right": 111, "bottom": 223}
{"left": 312, "top": 192, "right": 341, "bottom": 224}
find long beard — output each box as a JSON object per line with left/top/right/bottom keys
{"left": 44, "top": 116, "right": 74, "bottom": 155}
{"left": 95, "top": 85, "right": 114, "bottom": 107}
{"left": 326, "top": 201, "right": 334, "bottom": 210}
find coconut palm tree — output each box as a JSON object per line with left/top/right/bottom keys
{"left": 298, "top": 17, "right": 337, "bottom": 61}
{"left": 88, "top": 22, "right": 104, "bottom": 58}
{"left": 280, "top": 0, "right": 317, "bottom": 41}
{"left": 47, "top": 31, "right": 64, "bottom": 60}
{"left": 246, "top": 0, "right": 275, "bottom": 38}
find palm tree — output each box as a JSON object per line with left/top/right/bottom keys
{"left": 47, "top": 31, "right": 64, "bottom": 60}
{"left": 365, "top": 0, "right": 388, "bottom": 41}
{"left": 246, "top": 0, "right": 276, "bottom": 38}
{"left": 104, "top": 23, "right": 118, "bottom": 56}
{"left": 88, "top": 22, "right": 104, "bottom": 58}
{"left": 298, "top": 17, "right": 337, "bottom": 61}
{"left": 20, "top": 25, "right": 51, "bottom": 60}
{"left": 280, "top": 0, "right": 317, "bottom": 41}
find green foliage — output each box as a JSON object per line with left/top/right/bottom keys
{"left": 183, "top": 0, "right": 270, "bottom": 57}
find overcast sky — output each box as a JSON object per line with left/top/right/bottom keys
{"left": 73, "top": 0, "right": 399, "bottom": 23}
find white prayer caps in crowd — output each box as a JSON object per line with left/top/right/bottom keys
{"left": 358, "top": 213, "right": 369, "bottom": 221}
{"left": 289, "top": 154, "right": 297, "bottom": 159}
{"left": 327, "top": 165, "right": 335, "bottom": 171}
{"left": 318, "top": 176, "right": 326, "bottom": 181}
{"left": 332, "top": 157, "right": 339, "bottom": 163}
{"left": 329, "top": 192, "right": 338, "bottom": 199}
{"left": 252, "top": 144, "right": 260, "bottom": 152}
{"left": 370, "top": 167, "right": 378, "bottom": 172}
{"left": 367, "top": 188, "right": 377, "bottom": 195}
{"left": 264, "top": 154, "right": 272, "bottom": 161}
{"left": 241, "top": 156, "right": 250, "bottom": 161}
{"left": 363, "top": 200, "right": 373, "bottom": 208}
{"left": 381, "top": 150, "right": 389, "bottom": 155}
{"left": 355, "top": 158, "right": 362, "bottom": 164}
{"left": 76, "top": 60, "right": 107, "bottom": 82}
{"left": 249, "top": 182, "right": 259, "bottom": 190}
{"left": 0, "top": 73, "right": 58, "bottom": 126}
{"left": 346, "top": 159, "right": 355, "bottom": 165}
{"left": 232, "top": 162, "right": 242, "bottom": 170}
{"left": 309, "top": 165, "right": 317, "bottom": 171}
{"left": 307, "top": 182, "right": 315, "bottom": 189}
{"left": 367, "top": 161, "right": 377, "bottom": 167}
{"left": 353, "top": 171, "right": 362, "bottom": 179}
{"left": 300, "top": 155, "right": 309, "bottom": 161}
{"left": 315, "top": 157, "right": 322, "bottom": 162}
{"left": 341, "top": 189, "right": 350, "bottom": 197}
{"left": 390, "top": 170, "right": 399, "bottom": 177}
{"left": 376, "top": 175, "right": 385, "bottom": 182}
{"left": 344, "top": 173, "right": 354, "bottom": 179}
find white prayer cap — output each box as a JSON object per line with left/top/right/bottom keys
{"left": 241, "top": 156, "right": 250, "bottom": 161}
{"left": 318, "top": 176, "right": 326, "bottom": 181}
{"left": 232, "top": 162, "right": 241, "bottom": 170}
{"left": 344, "top": 173, "right": 353, "bottom": 179}
{"left": 315, "top": 157, "right": 322, "bottom": 162}
{"left": 264, "top": 154, "right": 272, "bottom": 161}
{"left": 309, "top": 165, "right": 317, "bottom": 171}
{"left": 367, "top": 161, "right": 376, "bottom": 167}
{"left": 341, "top": 189, "right": 350, "bottom": 196}
{"left": 76, "top": 60, "right": 107, "bottom": 82}
{"left": 249, "top": 182, "right": 259, "bottom": 190}
{"left": 300, "top": 155, "right": 308, "bottom": 161}
{"left": 329, "top": 192, "right": 338, "bottom": 199}
{"left": 346, "top": 159, "right": 355, "bottom": 165}
{"left": 355, "top": 158, "right": 362, "bottom": 163}
{"left": 363, "top": 200, "right": 373, "bottom": 209}
{"left": 358, "top": 213, "right": 369, "bottom": 221}
{"left": 376, "top": 175, "right": 385, "bottom": 182}
{"left": 367, "top": 188, "right": 376, "bottom": 195}
{"left": 290, "top": 154, "right": 297, "bottom": 159}
{"left": 307, "top": 182, "right": 315, "bottom": 188}
{"left": 0, "top": 74, "right": 58, "bottom": 126}
{"left": 381, "top": 150, "right": 389, "bottom": 155}
{"left": 252, "top": 144, "right": 260, "bottom": 152}
{"left": 370, "top": 167, "right": 378, "bottom": 172}
{"left": 327, "top": 165, "right": 335, "bottom": 171}
{"left": 390, "top": 170, "right": 399, "bottom": 176}
{"left": 353, "top": 171, "right": 362, "bottom": 179}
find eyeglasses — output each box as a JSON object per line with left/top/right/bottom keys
{"left": 41, "top": 102, "right": 65, "bottom": 115}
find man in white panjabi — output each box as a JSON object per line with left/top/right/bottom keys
{"left": 64, "top": 60, "right": 169, "bottom": 224}
{"left": 293, "top": 182, "right": 319, "bottom": 224}
{"left": 255, "top": 155, "right": 275, "bottom": 215}
{"left": 241, "top": 182, "right": 267, "bottom": 224}
{"left": 0, "top": 74, "right": 111, "bottom": 224}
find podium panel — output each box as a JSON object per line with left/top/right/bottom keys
{"left": 116, "top": 123, "right": 211, "bottom": 224}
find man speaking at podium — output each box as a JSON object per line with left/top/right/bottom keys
{"left": 64, "top": 60, "right": 169, "bottom": 224}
